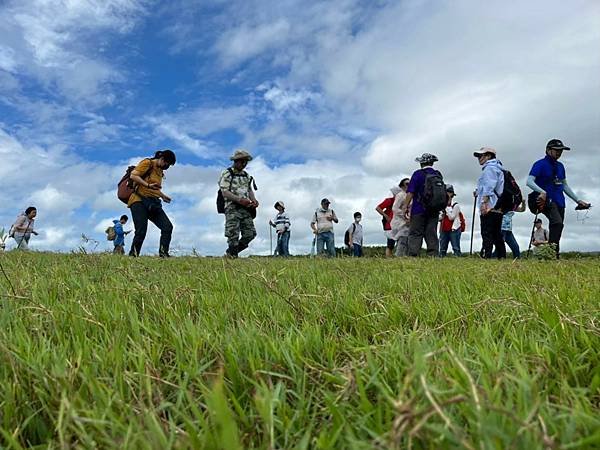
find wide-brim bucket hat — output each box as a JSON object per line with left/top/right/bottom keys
{"left": 230, "top": 149, "right": 253, "bottom": 161}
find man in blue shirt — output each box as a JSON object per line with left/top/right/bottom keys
{"left": 113, "top": 215, "right": 131, "bottom": 255}
{"left": 401, "top": 153, "right": 443, "bottom": 257}
{"left": 527, "top": 139, "right": 590, "bottom": 257}
{"left": 474, "top": 147, "right": 505, "bottom": 259}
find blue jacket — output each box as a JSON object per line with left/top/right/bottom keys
{"left": 476, "top": 159, "right": 504, "bottom": 212}
{"left": 113, "top": 220, "right": 125, "bottom": 246}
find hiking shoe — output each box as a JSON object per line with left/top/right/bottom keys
{"left": 225, "top": 248, "right": 238, "bottom": 258}
{"left": 159, "top": 252, "right": 171, "bottom": 258}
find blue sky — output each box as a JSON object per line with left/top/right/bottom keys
{"left": 1, "top": 0, "right": 599, "bottom": 255}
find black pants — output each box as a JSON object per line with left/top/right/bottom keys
{"left": 408, "top": 212, "right": 439, "bottom": 257}
{"left": 542, "top": 202, "right": 565, "bottom": 256}
{"left": 129, "top": 199, "right": 173, "bottom": 256}
{"left": 480, "top": 211, "right": 505, "bottom": 259}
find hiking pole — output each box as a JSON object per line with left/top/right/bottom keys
{"left": 526, "top": 213, "right": 539, "bottom": 259}
{"left": 469, "top": 194, "right": 477, "bottom": 255}
{"left": 269, "top": 224, "right": 273, "bottom": 256}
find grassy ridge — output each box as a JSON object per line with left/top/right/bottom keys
{"left": 0, "top": 253, "right": 599, "bottom": 449}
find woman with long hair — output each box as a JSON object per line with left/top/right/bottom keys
{"left": 127, "top": 150, "right": 176, "bottom": 257}
{"left": 11, "top": 206, "right": 38, "bottom": 250}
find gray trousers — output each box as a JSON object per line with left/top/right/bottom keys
{"left": 395, "top": 235, "right": 409, "bottom": 257}
{"left": 407, "top": 212, "right": 439, "bottom": 257}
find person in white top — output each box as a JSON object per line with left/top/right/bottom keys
{"left": 310, "top": 198, "right": 338, "bottom": 257}
{"left": 391, "top": 178, "right": 410, "bottom": 256}
{"left": 11, "top": 207, "right": 39, "bottom": 250}
{"left": 438, "top": 185, "right": 462, "bottom": 257}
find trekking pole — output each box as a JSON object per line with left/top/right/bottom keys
{"left": 269, "top": 224, "right": 273, "bottom": 256}
{"left": 526, "top": 213, "right": 539, "bottom": 259}
{"left": 469, "top": 194, "right": 477, "bottom": 255}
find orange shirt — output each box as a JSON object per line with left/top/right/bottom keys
{"left": 127, "top": 158, "right": 164, "bottom": 207}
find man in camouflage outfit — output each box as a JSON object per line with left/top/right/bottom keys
{"left": 219, "top": 149, "right": 259, "bottom": 257}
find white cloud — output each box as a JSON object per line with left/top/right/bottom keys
{"left": 0, "top": 0, "right": 148, "bottom": 105}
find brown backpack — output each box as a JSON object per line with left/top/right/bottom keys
{"left": 117, "top": 160, "right": 153, "bottom": 204}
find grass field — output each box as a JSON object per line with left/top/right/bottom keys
{"left": 1, "top": 253, "right": 599, "bottom": 449}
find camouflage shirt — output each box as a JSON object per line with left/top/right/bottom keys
{"left": 218, "top": 168, "right": 253, "bottom": 207}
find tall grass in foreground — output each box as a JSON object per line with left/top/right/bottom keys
{"left": 0, "top": 253, "right": 599, "bottom": 449}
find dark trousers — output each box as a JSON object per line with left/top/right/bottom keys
{"left": 542, "top": 202, "right": 565, "bottom": 255}
{"left": 480, "top": 212, "right": 505, "bottom": 259}
{"left": 129, "top": 200, "right": 173, "bottom": 257}
{"left": 408, "top": 212, "right": 439, "bottom": 257}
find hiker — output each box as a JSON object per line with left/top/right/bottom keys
{"left": 376, "top": 185, "right": 402, "bottom": 257}
{"left": 10, "top": 207, "right": 38, "bottom": 250}
{"left": 499, "top": 200, "right": 526, "bottom": 258}
{"left": 345, "top": 212, "right": 364, "bottom": 257}
{"left": 219, "top": 149, "right": 258, "bottom": 258}
{"left": 269, "top": 201, "right": 291, "bottom": 257}
{"left": 438, "top": 185, "right": 463, "bottom": 257}
{"left": 527, "top": 139, "right": 590, "bottom": 257}
{"left": 401, "top": 153, "right": 446, "bottom": 257}
{"left": 531, "top": 218, "right": 549, "bottom": 247}
{"left": 390, "top": 178, "right": 410, "bottom": 257}
{"left": 311, "top": 198, "right": 338, "bottom": 257}
{"left": 127, "top": 150, "right": 176, "bottom": 257}
{"left": 112, "top": 215, "right": 131, "bottom": 255}
{"left": 474, "top": 147, "right": 506, "bottom": 259}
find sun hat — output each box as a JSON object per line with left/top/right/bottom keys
{"left": 230, "top": 149, "right": 253, "bottom": 161}
{"left": 274, "top": 201, "right": 285, "bottom": 209}
{"left": 415, "top": 153, "right": 438, "bottom": 164}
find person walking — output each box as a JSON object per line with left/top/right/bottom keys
{"left": 127, "top": 150, "right": 176, "bottom": 257}
{"left": 310, "top": 198, "right": 338, "bottom": 257}
{"left": 219, "top": 149, "right": 259, "bottom": 258}
{"left": 474, "top": 147, "right": 506, "bottom": 259}
{"left": 346, "top": 212, "right": 364, "bottom": 257}
{"left": 527, "top": 139, "right": 590, "bottom": 257}
{"left": 438, "top": 185, "right": 463, "bottom": 257}
{"left": 112, "top": 215, "right": 131, "bottom": 255}
{"left": 401, "top": 153, "right": 446, "bottom": 257}
{"left": 499, "top": 200, "right": 526, "bottom": 258}
{"left": 376, "top": 185, "right": 402, "bottom": 257}
{"left": 11, "top": 207, "right": 38, "bottom": 250}
{"left": 269, "top": 201, "right": 291, "bottom": 257}
{"left": 391, "top": 178, "right": 410, "bottom": 256}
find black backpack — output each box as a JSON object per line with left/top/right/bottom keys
{"left": 344, "top": 223, "right": 356, "bottom": 246}
{"left": 421, "top": 170, "right": 447, "bottom": 212}
{"left": 216, "top": 168, "right": 257, "bottom": 213}
{"left": 495, "top": 169, "right": 523, "bottom": 214}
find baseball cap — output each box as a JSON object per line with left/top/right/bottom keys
{"left": 534, "top": 218, "right": 543, "bottom": 224}
{"left": 546, "top": 139, "right": 570, "bottom": 151}
{"left": 445, "top": 184, "right": 455, "bottom": 193}
{"left": 274, "top": 201, "right": 285, "bottom": 209}
{"left": 473, "top": 147, "right": 497, "bottom": 158}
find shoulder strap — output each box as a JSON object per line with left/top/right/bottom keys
{"left": 227, "top": 167, "right": 234, "bottom": 191}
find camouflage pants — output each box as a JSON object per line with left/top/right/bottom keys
{"left": 225, "top": 204, "right": 257, "bottom": 248}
